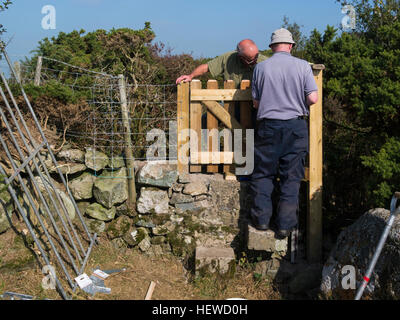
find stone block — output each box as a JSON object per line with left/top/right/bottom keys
{"left": 195, "top": 246, "right": 236, "bottom": 276}
{"left": 247, "top": 224, "right": 288, "bottom": 254}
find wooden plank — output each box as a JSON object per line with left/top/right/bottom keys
{"left": 207, "top": 80, "right": 219, "bottom": 173}
{"left": 191, "top": 152, "right": 233, "bottom": 164}
{"left": 307, "top": 69, "right": 323, "bottom": 263}
{"left": 190, "top": 80, "right": 202, "bottom": 173}
{"left": 202, "top": 101, "right": 242, "bottom": 130}
{"left": 191, "top": 89, "right": 252, "bottom": 101}
{"left": 177, "top": 82, "right": 190, "bottom": 174}
{"left": 144, "top": 281, "right": 156, "bottom": 300}
{"left": 223, "top": 80, "right": 236, "bottom": 176}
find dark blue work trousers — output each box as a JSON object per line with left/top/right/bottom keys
{"left": 249, "top": 117, "right": 308, "bottom": 230}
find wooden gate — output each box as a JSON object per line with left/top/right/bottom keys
{"left": 177, "top": 64, "right": 325, "bottom": 263}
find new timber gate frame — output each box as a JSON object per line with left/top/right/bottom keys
{"left": 177, "top": 64, "right": 325, "bottom": 263}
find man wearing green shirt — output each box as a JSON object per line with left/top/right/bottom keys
{"left": 176, "top": 39, "right": 268, "bottom": 88}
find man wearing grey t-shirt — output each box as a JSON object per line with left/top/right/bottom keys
{"left": 249, "top": 28, "right": 318, "bottom": 239}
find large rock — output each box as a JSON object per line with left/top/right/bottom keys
{"left": 85, "top": 148, "right": 109, "bottom": 171}
{"left": 85, "top": 203, "right": 116, "bottom": 221}
{"left": 56, "top": 149, "right": 85, "bottom": 163}
{"left": 136, "top": 187, "right": 169, "bottom": 214}
{"left": 48, "top": 163, "right": 87, "bottom": 175}
{"left": 93, "top": 168, "right": 128, "bottom": 208}
{"left": 182, "top": 182, "right": 208, "bottom": 196}
{"left": 247, "top": 224, "right": 288, "bottom": 255}
{"left": 0, "top": 188, "right": 13, "bottom": 233}
{"left": 320, "top": 208, "right": 400, "bottom": 299}
{"left": 137, "top": 161, "right": 178, "bottom": 188}
{"left": 69, "top": 172, "right": 96, "bottom": 200}
{"left": 195, "top": 247, "right": 236, "bottom": 277}
{"left": 34, "top": 176, "right": 76, "bottom": 221}
{"left": 169, "top": 193, "right": 193, "bottom": 205}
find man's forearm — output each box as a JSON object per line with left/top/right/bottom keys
{"left": 190, "top": 64, "right": 209, "bottom": 79}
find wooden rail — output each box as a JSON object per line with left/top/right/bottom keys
{"left": 177, "top": 64, "right": 325, "bottom": 263}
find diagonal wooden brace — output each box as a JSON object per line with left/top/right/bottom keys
{"left": 202, "top": 100, "right": 243, "bottom": 130}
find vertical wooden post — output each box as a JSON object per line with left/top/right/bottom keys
{"left": 14, "top": 61, "right": 21, "bottom": 83}
{"left": 307, "top": 67, "right": 324, "bottom": 263}
{"left": 118, "top": 74, "right": 137, "bottom": 208}
{"left": 207, "top": 80, "right": 219, "bottom": 173}
{"left": 190, "top": 80, "right": 202, "bottom": 173}
{"left": 240, "top": 80, "right": 252, "bottom": 129}
{"left": 34, "top": 56, "right": 43, "bottom": 86}
{"left": 224, "top": 80, "right": 236, "bottom": 179}
{"left": 177, "top": 81, "right": 190, "bottom": 174}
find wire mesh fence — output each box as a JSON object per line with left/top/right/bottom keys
{"left": 13, "top": 56, "right": 180, "bottom": 171}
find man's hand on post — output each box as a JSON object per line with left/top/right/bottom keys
{"left": 176, "top": 75, "right": 193, "bottom": 85}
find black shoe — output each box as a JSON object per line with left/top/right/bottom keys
{"left": 254, "top": 224, "right": 269, "bottom": 231}
{"left": 275, "top": 229, "right": 291, "bottom": 239}
{"left": 250, "top": 216, "right": 269, "bottom": 231}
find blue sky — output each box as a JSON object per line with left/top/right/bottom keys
{"left": 1, "top": 0, "right": 344, "bottom": 61}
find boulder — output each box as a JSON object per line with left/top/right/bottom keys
{"left": 137, "top": 161, "right": 178, "bottom": 188}
{"left": 56, "top": 149, "right": 85, "bottom": 163}
{"left": 34, "top": 176, "right": 76, "bottom": 221}
{"left": 174, "top": 200, "right": 211, "bottom": 213}
{"left": 85, "top": 203, "right": 116, "bottom": 221}
{"left": 182, "top": 182, "right": 208, "bottom": 196}
{"left": 48, "top": 163, "right": 87, "bottom": 175}
{"left": 136, "top": 187, "right": 169, "bottom": 214}
{"left": 247, "top": 224, "right": 288, "bottom": 255}
{"left": 85, "top": 148, "right": 109, "bottom": 171}
{"left": 69, "top": 172, "right": 96, "bottom": 200}
{"left": 138, "top": 237, "right": 151, "bottom": 252}
{"left": 320, "top": 208, "right": 400, "bottom": 299}
{"left": 169, "top": 193, "right": 194, "bottom": 205}
{"left": 93, "top": 168, "right": 128, "bottom": 209}
{"left": 195, "top": 246, "right": 236, "bottom": 277}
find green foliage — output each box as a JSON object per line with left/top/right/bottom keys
{"left": 303, "top": 0, "right": 400, "bottom": 221}
{"left": 281, "top": 16, "right": 308, "bottom": 58}
{"left": 19, "top": 80, "right": 88, "bottom": 104}
{"left": 361, "top": 137, "right": 400, "bottom": 206}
